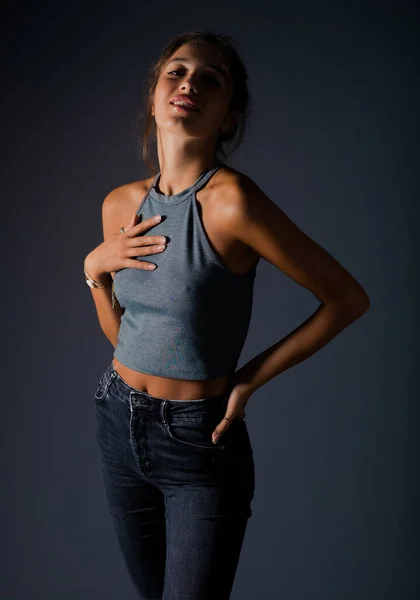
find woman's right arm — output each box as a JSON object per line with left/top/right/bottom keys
{"left": 84, "top": 267, "right": 122, "bottom": 348}
{"left": 84, "top": 189, "right": 125, "bottom": 348}
{"left": 84, "top": 184, "right": 166, "bottom": 348}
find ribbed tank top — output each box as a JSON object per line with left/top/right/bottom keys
{"left": 112, "top": 159, "right": 260, "bottom": 380}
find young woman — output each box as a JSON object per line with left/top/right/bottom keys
{"left": 84, "top": 31, "right": 370, "bottom": 600}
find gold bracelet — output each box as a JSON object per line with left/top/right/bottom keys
{"left": 84, "top": 268, "right": 112, "bottom": 288}
{"left": 84, "top": 268, "right": 119, "bottom": 309}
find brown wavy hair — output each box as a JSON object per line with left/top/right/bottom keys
{"left": 135, "top": 31, "right": 253, "bottom": 176}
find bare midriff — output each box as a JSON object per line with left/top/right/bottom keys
{"left": 112, "top": 357, "right": 231, "bottom": 400}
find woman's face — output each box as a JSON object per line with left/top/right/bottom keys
{"left": 152, "top": 41, "right": 235, "bottom": 141}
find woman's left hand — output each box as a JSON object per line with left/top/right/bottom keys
{"left": 211, "top": 380, "right": 252, "bottom": 444}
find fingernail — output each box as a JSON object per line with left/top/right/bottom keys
{"left": 212, "top": 435, "right": 219, "bottom": 444}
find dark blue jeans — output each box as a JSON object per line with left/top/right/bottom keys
{"left": 94, "top": 360, "right": 255, "bottom": 600}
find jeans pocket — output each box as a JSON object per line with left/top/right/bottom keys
{"left": 94, "top": 370, "right": 116, "bottom": 403}
{"left": 165, "top": 417, "right": 226, "bottom": 452}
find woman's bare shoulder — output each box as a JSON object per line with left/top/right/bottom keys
{"left": 101, "top": 177, "right": 154, "bottom": 237}
{"left": 212, "top": 162, "right": 255, "bottom": 196}
{"left": 103, "top": 176, "right": 154, "bottom": 209}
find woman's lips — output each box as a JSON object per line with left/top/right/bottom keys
{"left": 170, "top": 102, "right": 200, "bottom": 113}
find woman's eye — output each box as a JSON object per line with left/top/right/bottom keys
{"left": 167, "top": 69, "right": 221, "bottom": 87}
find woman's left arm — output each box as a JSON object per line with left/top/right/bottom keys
{"left": 226, "top": 173, "right": 370, "bottom": 396}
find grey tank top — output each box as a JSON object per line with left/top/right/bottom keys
{"left": 113, "top": 159, "right": 260, "bottom": 380}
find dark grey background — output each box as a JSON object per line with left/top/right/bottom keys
{"left": 2, "top": 1, "right": 417, "bottom": 599}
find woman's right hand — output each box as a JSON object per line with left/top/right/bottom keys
{"left": 85, "top": 213, "right": 167, "bottom": 280}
